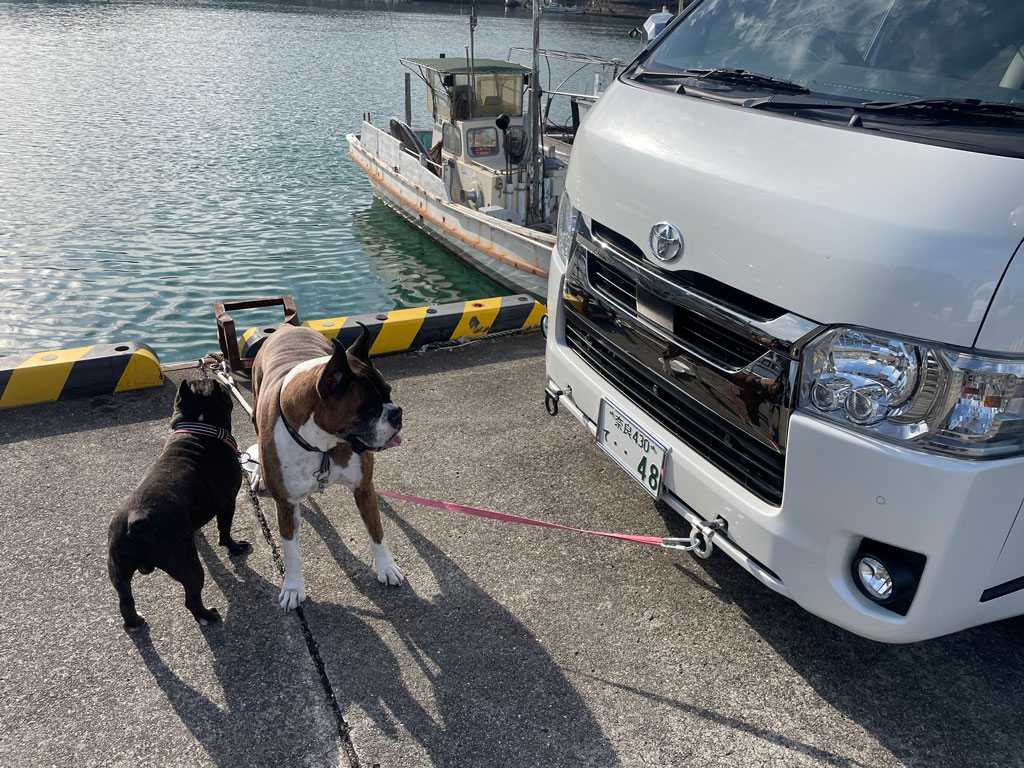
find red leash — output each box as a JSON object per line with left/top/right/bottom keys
{"left": 376, "top": 490, "right": 696, "bottom": 550}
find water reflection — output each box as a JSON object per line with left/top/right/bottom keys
{"left": 0, "top": 0, "right": 639, "bottom": 362}
{"left": 351, "top": 200, "right": 504, "bottom": 308}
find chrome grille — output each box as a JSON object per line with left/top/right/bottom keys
{"left": 592, "top": 220, "right": 644, "bottom": 262}
{"left": 565, "top": 315, "right": 785, "bottom": 505}
{"left": 561, "top": 220, "right": 820, "bottom": 507}
{"left": 588, "top": 256, "right": 637, "bottom": 311}
{"left": 585, "top": 251, "right": 767, "bottom": 371}
{"left": 674, "top": 305, "right": 766, "bottom": 371}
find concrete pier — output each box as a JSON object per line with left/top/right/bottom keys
{"left": 2, "top": 334, "right": 1022, "bottom": 767}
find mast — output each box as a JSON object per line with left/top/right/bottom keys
{"left": 469, "top": 0, "right": 478, "bottom": 118}
{"left": 528, "top": 0, "right": 543, "bottom": 224}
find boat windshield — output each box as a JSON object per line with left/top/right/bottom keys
{"left": 428, "top": 71, "right": 524, "bottom": 121}
{"left": 472, "top": 74, "right": 524, "bottom": 117}
{"left": 637, "top": 0, "right": 1024, "bottom": 107}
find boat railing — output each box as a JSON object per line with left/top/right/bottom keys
{"left": 418, "top": 154, "right": 445, "bottom": 177}
{"left": 539, "top": 89, "right": 599, "bottom": 102}
{"left": 507, "top": 48, "right": 626, "bottom": 92}
{"left": 359, "top": 120, "right": 447, "bottom": 199}
{"left": 506, "top": 47, "right": 625, "bottom": 143}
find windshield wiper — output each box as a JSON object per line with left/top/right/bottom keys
{"left": 634, "top": 67, "right": 809, "bottom": 94}
{"left": 744, "top": 95, "right": 1024, "bottom": 125}
{"left": 858, "top": 98, "right": 1024, "bottom": 121}
{"left": 684, "top": 68, "right": 810, "bottom": 94}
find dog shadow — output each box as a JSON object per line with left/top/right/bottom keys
{"left": 127, "top": 536, "right": 351, "bottom": 768}
{"left": 301, "top": 496, "right": 620, "bottom": 767}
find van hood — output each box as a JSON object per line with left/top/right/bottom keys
{"left": 568, "top": 80, "right": 1024, "bottom": 349}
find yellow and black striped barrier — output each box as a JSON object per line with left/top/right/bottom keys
{"left": 239, "top": 295, "right": 546, "bottom": 361}
{"left": 0, "top": 342, "right": 163, "bottom": 410}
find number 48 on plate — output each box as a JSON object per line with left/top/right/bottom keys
{"left": 597, "top": 399, "right": 669, "bottom": 499}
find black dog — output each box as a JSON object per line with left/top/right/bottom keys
{"left": 107, "top": 378, "right": 248, "bottom": 630}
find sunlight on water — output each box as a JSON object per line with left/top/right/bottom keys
{"left": 0, "top": 0, "right": 639, "bottom": 362}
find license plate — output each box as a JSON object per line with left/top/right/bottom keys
{"left": 597, "top": 399, "right": 669, "bottom": 498}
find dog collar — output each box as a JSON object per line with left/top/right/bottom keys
{"left": 277, "top": 394, "right": 332, "bottom": 488}
{"left": 172, "top": 422, "right": 239, "bottom": 453}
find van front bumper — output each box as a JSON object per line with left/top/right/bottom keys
{"left": 545, "top": 254, "right": 1024, "bottom": 643}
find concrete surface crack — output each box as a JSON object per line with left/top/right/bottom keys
{"left": 245, "top": 486, "right": 362, "bottom": 768}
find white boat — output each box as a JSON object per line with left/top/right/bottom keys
{"left": 347, "top": 57, "right": 559, "bottom": 299}
{"left": 347, "top": 39, "right": 624, "bottom": 300}
{"left": 629, "top": 7, "right": 674, "bottom": 42}
{"left": 542, "top": 2, "right": 585, "bottom": 14}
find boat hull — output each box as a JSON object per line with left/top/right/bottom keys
{"left": 347, "top": 123, "right": 552, "bottom": 301}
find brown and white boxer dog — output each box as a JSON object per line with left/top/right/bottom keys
{"left": 250, "top": 323, "right": 403, "bottom": 609}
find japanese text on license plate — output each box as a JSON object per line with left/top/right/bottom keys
{"left": 597, "top": 399, "right": 668, "bottom": 498}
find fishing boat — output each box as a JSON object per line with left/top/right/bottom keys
{"left": 541, "top": 2, "right": 585, "bottom": 14}
{"left": 347, "top": 58, "right": 555, "bottom": 299}
{"left": 346, "top": 3, "right": 623, "bottom": 300}
{"left": 629, "top": 6, "right": 674, "bottom": 42}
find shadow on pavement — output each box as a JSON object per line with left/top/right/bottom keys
{"left": 0, "top": 385, "right": 177, "bottom": 444}
{"left": 302, "top": 496, "right": 620, "bottom": 767}
{"left": 654, "top": 501, "right": 1024, "bottom": 767}
{"left": 570, "top": 669, "right": 871, "bottom": 768}
{"left": 128, "top": 537, "right": 341, "bottom": 768}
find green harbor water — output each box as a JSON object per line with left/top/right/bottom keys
{"left": 0, "top": 0, "right": 639, "bottom": 362}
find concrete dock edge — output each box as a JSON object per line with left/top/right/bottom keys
{"left": 239, "top": 294, "right": 545, "bottom": 360}
{"left": 0, "top": 342, "right": 163, "bottom": 410}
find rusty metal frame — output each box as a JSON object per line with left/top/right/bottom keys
{"left": 214, "top": 296, "right": 299, "bottom": 372}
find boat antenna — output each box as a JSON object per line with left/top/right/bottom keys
{"left": 528, "top": 0, "right": 543, "bottom": 225}
{"left": 468, "top": 0, "right": 478, "bottom": 119}
{"left": 385, "top": 0, "right": 402, "bottom": 64}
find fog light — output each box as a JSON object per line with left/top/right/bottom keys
{"left": 856, "top": 556, "right": 893, "bottom": 601}
{"left": 850, "top": 540, "right": 926, "bottom": 616}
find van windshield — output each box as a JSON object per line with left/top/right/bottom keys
{"left": 639, "top": 0, "right": 1024, "bottom": 107}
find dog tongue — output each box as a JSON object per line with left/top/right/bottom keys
{"left": 371, "top": 433, "right": 403, "bottom": 453}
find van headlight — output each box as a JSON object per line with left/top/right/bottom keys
{"left": 555, "top": 191, "right": 579, "bottom": 268}
{"left": 799, "top": 327, "right": 1024, "bottom": 458}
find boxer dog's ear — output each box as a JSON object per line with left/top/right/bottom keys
{"left": 318, "top": 338, "right": 354, "bottom": 399}
{"left": 346, "top": 322, "right": 372, "bottom": 362}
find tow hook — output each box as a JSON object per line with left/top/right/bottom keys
{"left": 689, "top": 517, "right": 728, "bottom": 559}
{"left": 544, "top": 384, "right": 566, "bottom": 417}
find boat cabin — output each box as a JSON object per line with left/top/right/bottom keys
{"left": 400, "top": 56, "right": 564, "bottom": 228}
{"left": 404, "top": 57, "right": 532, "bottom": 170}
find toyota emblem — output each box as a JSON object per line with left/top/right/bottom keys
{"left": 649, "top": 222, "right": 684, "bottom": 262}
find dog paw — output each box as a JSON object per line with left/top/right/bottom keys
{"left": 195, "top": 608, "right": 221, "bottom": 626}
{"left": 279, "top": 582, "right": 307, "bottom": 610}
{"left": 123, "top": 615, "right": 146, "bottom": 631}
{"left": 375, "top": 558, "right": 405, "bottom": 587}
{"left": 222, "top": 538, "right": 251, "bottom": 556}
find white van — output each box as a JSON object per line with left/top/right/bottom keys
{"left": 545, "top": 0, "right": 1024, "bottom": 642}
